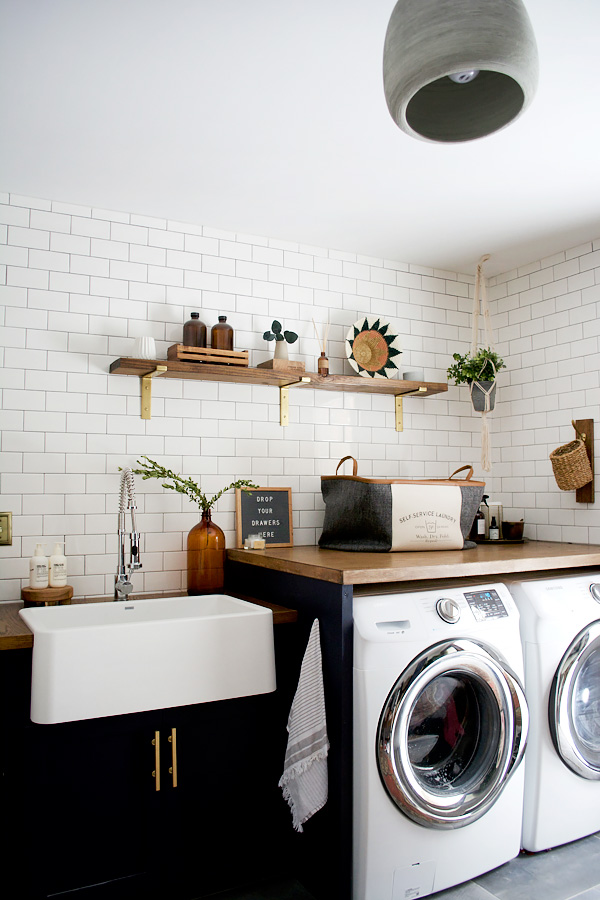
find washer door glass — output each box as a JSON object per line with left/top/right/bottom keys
{"left": 377, "top": 639, "right": 528, "bottom": 829}
{"left": 550, "top": 620, "right": 600, "bottom": 779}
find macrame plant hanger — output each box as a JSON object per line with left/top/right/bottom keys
{"left": 471, "top": 254, "right": 495, "bottom": 472}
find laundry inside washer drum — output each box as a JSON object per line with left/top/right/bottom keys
{"left": 405, "top": 672, "right": 502, "bottom": 791}
{"left": 376, "top": 637, "right": 526, "bottom": 829}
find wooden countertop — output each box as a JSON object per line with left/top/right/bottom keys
{"left": 0, "top": 591, "right": 297, "bottom": 652}
{"left": 227, "top": 540, "right": 600, "bottom": 585}
{"left": 6, "top": 541, "right": 600, "bottom": 650}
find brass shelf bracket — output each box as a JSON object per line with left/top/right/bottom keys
{"left": 141, "top": 366, "right": 167, "bottom": 419}
{"left": 280, "top": 377, "right": 311, "bottom": 426}
{"left": 395, "top": 386, "right": 427, "bottom": 432}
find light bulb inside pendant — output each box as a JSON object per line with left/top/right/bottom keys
{"left": 383, "top": 0, "right": 539, "bottom": 142}
{"left": 448, "top": 70, "right": 480, "bottom": 84}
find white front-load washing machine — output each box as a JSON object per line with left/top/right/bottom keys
{"left": 353, "top": 583, "right": 528, "bottom": 900}
{"left": 507, "top": 573, "right": 600, "bottom": 851}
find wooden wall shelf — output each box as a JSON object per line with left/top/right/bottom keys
{"left": 109, "top": 357, "right": 448, "bottom": 430}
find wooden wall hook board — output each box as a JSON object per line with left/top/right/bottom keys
{"left": 575, "top": 418, "right": 595, "bottom": 503}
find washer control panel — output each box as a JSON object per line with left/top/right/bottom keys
{"left": 464, "top": 588, "right": 508, "bottom": 621}
{"left": 435, "top": 597, "right": 461, "bottom": 624}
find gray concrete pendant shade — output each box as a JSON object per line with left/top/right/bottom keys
{"left": 383, "top": 0, "right": 539, "bottom": 143}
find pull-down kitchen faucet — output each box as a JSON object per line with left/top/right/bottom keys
{"left": 115, "top": 467, "right": 142, "bottom": 599}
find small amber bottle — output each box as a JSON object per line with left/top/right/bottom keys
{"left": 211, "top": 315, "right": 233, "bottom": 350}
{"left": 183, "top": 312, "right": 207, "bottom": 348}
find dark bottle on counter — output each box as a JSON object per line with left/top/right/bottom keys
{"left": 211, "top": 315, "right": 233, "bottom": 350}
{"left": 469, "top": 507, "right": 486, "bottom": 541}
{"left": 183, "top": 311, "right": 207, "bottom": 348}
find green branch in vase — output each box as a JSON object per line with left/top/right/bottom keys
{"left": 129, "top": 457, "right": 258, "bottom": 512}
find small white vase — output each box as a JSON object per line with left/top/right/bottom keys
{"left": 274, "top": 340, "right": 289, "bottom": 360}
{"left": 133, "top": 336, "right": 157, "bottom": 359}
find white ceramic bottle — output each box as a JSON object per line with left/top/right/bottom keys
{"left": 29, "top": 543, "right": 49, "bottom": 588}
{"left": 49, "top": 542, "right": 68, "bottom": 587}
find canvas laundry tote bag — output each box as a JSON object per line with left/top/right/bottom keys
{"left": 319, "top": 457, "right": 485, "bottom": 552}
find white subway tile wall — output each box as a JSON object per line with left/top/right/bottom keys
{"left": 1, "top": 193, "right": 599, "bottom": 601}
{"left": 490, "top": 242, "right": 600, "bottom": 544}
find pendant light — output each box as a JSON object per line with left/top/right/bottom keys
{"left": 383, "top": 0, "right": 539, "bottom": 143}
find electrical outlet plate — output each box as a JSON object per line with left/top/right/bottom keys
{"left": 0, "top": 512, "right": 12, "bottom": 545}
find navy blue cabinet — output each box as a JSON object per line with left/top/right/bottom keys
{"left": 1, "top": 646, "right": 294, "bottom": 899}
{"left": 226, "top": 563, "right": 355, "bottom": 900}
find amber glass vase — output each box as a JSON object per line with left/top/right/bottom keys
{"left": 187, "top": 509, "right": 226, "bottom": 594}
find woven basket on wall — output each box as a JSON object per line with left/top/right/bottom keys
{"left": 549, "top": 425, "right": 593, "bottom": 491}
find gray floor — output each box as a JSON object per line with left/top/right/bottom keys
{"left": 215, "top": 831, "right": 600, "bottom": 899}
{"left": 433, "top": 832, "right": 600, "bottom": 900}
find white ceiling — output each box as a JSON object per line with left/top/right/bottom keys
{"left": 1, "top": 0, "right": 600, "bottom": 277}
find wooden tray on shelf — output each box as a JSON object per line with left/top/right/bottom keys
{"left": 474, "top": 538, "right": 527, "bottom": 545}
{"left": 167, "top": 344, "right": 249, "bottom": 366}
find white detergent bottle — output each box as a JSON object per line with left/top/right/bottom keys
{"left": 49, "top": 542, "right": 68, "bottom": 587}
{"left": 29, "top": 543, "right": 49, "bottom": 588}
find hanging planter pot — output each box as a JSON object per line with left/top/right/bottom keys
{"left": 470, "top": 380, "right": 496, "bottom": 412}
{"left": 445, "top": 256, "right": 505, "bottom": 473}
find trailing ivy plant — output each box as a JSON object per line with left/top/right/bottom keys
{"left": 263, "top": 320, "right": 298, "bottom": 344}
{"left": 447, "top": 347, "right": 506, "bottom": 386}
{"left": 129, "top": 457, "right": 258, "bottom": 513}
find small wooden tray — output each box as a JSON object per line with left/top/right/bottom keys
{"left": 167, "top": 344, "right": 249, "bottom": 366}
{"left": 256, "top": 358, "right": 306, "bottom": 373}
{"left": 21, "top": 585, "right": 74, "bottom": 607}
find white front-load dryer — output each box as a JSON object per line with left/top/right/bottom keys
{"left": 507, "top": 573, "right": 600, "bottom": 851}
{"left": 353, "top": 583, "right": 528, "bottom": 900}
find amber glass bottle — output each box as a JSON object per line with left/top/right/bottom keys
{"left": 187, "top": 509, "right": 225, "bottom": 594}
{"left": 183, "top": 311, "right": 207, "bottom": 348}
{"left": 211, "top": 315, "right": 234, "bottom": 350}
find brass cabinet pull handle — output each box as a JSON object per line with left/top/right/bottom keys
{"left": 152, "top": 730, "right": 160, "bottom": 791}
{"left": 168, "top": 727, "right": 178, "bottom": 788}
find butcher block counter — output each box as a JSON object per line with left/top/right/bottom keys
{"left": 4, "top": 541, "right": 599, "bottom": 651}
{"left": 227, "top": 539, "right": 600, "bottom": 586}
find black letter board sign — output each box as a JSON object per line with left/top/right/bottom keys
{"left": 235, "top": 487, "right": 293, "bottom": 548}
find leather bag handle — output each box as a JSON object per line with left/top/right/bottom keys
{"left": 336, "top": 456, "right": 358, "bottom": 476}
{"left": 449, "top": 465, "right": 474, "bottom": 481}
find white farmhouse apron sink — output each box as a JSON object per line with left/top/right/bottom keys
{"left": 20, "top": 594, "right": 276, "bottom": 724}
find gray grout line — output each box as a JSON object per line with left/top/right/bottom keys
{"left": 566, "top": 889, "right": 600, "bottom": 900}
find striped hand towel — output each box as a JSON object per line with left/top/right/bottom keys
{"left": 279, "top": 618, "right": 329, "bottom": 832}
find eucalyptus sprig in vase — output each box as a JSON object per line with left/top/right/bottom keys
{"left": 131, "top": 457, "right": 257, "bottom": 594}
